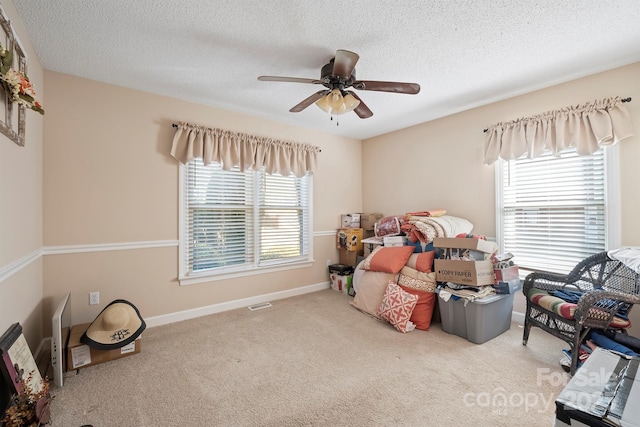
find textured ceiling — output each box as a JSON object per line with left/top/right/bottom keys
{"left": 12, "top": 0, "right": 640, "bottom": 140}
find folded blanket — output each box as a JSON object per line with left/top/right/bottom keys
{"left": 401, "top": 215, "right": 474, "bottom": 244}
{"left": 602, "top": 329, "right": 640, "bottom": 353}
{"left": 589, "top": 330, "right": 639, "bottom": 356}
{"left": 442, "top": 284, "right": 495, "bottom": 304}
{"left": 405, "top": 209, "right": 447, "bottom": 217}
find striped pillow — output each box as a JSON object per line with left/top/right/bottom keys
{"left": 528, "top": 289, "right": 631, "bottom": 328}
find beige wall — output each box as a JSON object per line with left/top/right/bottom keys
{"left": 362, "top": 62, "right": 640, "bottom": 334}
{"left": 0, "top": 1, "right": 44, "bottom": 350}
{"left": 4, "top": 5, "right": 639, "bottom": 347}
{"left": 41, "top": 71, "right": 362, "bottom": 333}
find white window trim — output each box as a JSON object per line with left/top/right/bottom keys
{"left": 495, "top": 145, "right": 621, "bottom": 260}
{"left": 177, "top": 162, "right": 314, "bottom": 286}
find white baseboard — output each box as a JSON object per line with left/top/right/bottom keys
{"left": 144, "top": 281, "right": 331, "bottom": 328}
{"left": 511, "top": 310, "right": 525, "bottom": 325}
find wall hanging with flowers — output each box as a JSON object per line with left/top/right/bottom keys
{"left": 0, "top": 6, "right": 43, "bottom": 147}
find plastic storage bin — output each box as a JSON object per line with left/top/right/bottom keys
{"left": 438, "top": 293, "right": 514, "bottom": 344}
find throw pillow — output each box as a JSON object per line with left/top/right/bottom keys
{"left": 405, "top": 251, "right": 435, "bottom": 273}
{"left": 398, "top": 266, "right": 437, "bottom": 292}
{"left": 377, "top": 281, "right": 419, "bottom": 333}
{"left": 351, "top": 270, "right": 400, "bottom": 319}
{"left": 362, "top": 245, "right": 415, "bottom": 274}
{"left": 398, "top": 285, "right": 436, "bottom": 330}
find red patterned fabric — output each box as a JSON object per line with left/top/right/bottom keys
{"left": 377, "top": 281, "right": 419, "bottom": 333}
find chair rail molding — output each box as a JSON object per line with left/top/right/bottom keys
{"left": 0, "top": 248, "right": 42, "bottom": 283}
{"left": 1, "top": 231, "right": 337, "bottom": 283}
{"left": 42, "top": 239, "right": 179, "bottom": 255}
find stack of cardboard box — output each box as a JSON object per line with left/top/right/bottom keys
{"left": 337, "top": 213, "right": 383, "bottom": 266}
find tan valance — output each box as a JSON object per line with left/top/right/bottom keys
{"left": 170, "top": 122, "right": 320, "bottom": 177}
{"left": 483, "top": 96, "right": 633, "bottom": 165}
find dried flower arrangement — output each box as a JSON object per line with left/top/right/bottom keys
{"left": 1, "top": 371, "right": 53, "bottom": 427}
{"left": 0, "top": 43, "right": 44, "bottom": 115}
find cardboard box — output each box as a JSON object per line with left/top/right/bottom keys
{"left": 383, "top": 236, "right": 407, "bottom": 246}
{"left": 341, "top": 213, "right": 360, "bottom": 228}
{"left": 339, "top": 249, "right": 358, "bottom": 267}
{"left": 66, "top": 323, "right": 141, "bottom": 371}
{"left": 493, "top": 265, "right": 520, "bottom": 283}
{"left": 359, "top": 213, "right": 383, "bottom": 231}
{"left": 492, "top": 278, "right": 522, "bottom": 295}
{"left": 329, "top": 273, "right": 353, "bottom": 294}
{"left": 434, "top": 259, "right": 495, "bottom": 286}
{"left": 336, "top": 228, "right": 363, "bottom": 252}
{"left": 434, "top": 237, "right": 496, "bottom": 255}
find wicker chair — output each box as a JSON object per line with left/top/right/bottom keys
{"left": 522, "top": 251, "right": 640, "bottom": 375}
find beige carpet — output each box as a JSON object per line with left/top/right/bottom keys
{"left": 49, "top": 289, "right": 568, "bottom": 426}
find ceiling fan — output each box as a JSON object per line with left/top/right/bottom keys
{"left": 257, "top": 49, "right": 420, "bottom": 119}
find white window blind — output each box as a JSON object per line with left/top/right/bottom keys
{"left": 499, "top": 148, "right": 607, "bottom": 274}
{"left": 183, "top": 159, "right": 311, "bottom": 277}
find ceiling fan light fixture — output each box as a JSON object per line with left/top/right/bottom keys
{"left": 326, "top": 88, "right": 344, "bottom": 109}
{"left": 315, "top": 89, "right": 360, "bottom": 115}
{"left": 315, "top": 94, "right": 331, "bottom": 113}
{"left": 343, "top": 93, "right": 360, "bottom": 112}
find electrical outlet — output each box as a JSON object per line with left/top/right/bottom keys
{"left": 89, "top": 291, "right": 99, "bottom": 305}
{"left": 326, "top": 259, "right": 332, "bottom": 266}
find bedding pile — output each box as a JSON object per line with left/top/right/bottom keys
{"left": 401, "top": 214, "right": 474, "bottom": 244}
{"left": 350, "top": 247, "right": 438, "bottom": 332}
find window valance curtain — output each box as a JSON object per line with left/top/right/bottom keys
{"left": 483, "top": 96, "right": 633, "bottom": 165}
{"left": 170, "top": 121, "right": 320, "bottom": 177}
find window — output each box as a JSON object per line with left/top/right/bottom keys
{"left": 496, "top": 147, "right": 620, "bottom": 274}
{"left": 179, "top": 159, "right": 312, "bottom": 284}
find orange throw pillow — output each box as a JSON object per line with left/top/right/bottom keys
{"left": 399, "top": 285, "right": 436, "bottom": 330}
{"left": 415, "top": 251, "right": 435, "bottom": 273}
{"left": 362, "top": 245, "right": 415, "bottom": 274}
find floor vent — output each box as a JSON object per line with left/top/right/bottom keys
{"left": 247, "top": 302, "right": 272, "bottom": 311}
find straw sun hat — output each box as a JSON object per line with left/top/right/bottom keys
{"left": 81, "top": 299, "right": 146, "bottom": 350}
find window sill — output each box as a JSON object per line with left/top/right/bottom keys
{"left": 179, "top": 259, "right": 315, "bottom": 286}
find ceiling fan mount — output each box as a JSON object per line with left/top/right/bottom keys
{"left": 319, "top": 59, "right": 356, "bottom": 90}
{"left": 258, "top": 49, "right": 420, "bottom": 119}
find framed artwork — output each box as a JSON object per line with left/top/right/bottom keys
{"left": 0, "top": 323, "right": 42, "bottom": 397}
{"left": 0, "top": 6, "right": 27, "bottom": 146}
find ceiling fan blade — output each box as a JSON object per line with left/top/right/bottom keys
{"left": 332, "top": 50, "right": 359, "bottom": 79}
{"left": 258, "top": 76, "right": 322, "bottom": 84}
{"left": 346, "top": 91, "right": 373, "bottom": 118}
{"left": 352, "top": 80, "right": 420, "bottom": 94}
{"left": 289, "top": 90, "right": 330, "bottom": 113}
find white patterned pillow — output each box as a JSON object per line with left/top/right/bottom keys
{"left": 377, "top": 281, "right": 418, "bottom": 333}
{"left": 398, "top": 266, "right": 437, "bottom": 293}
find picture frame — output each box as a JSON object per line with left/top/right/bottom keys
{"left": 0, "top": 5, "right": 27, "bottom": 146}
{"left": 0, "top": 323, "right": 42, "bottom": 399}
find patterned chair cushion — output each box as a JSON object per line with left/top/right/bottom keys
{"left": 528, "top": 288, "right": 631, "bottom": 328}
